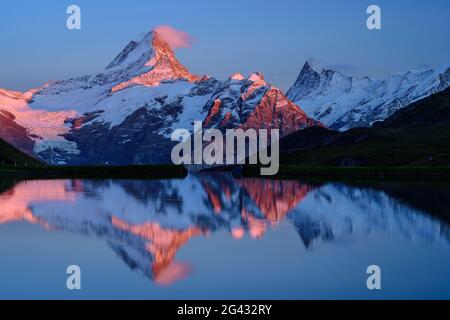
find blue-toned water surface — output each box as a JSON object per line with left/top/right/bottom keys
{"left": 0, "top": 175, "right": 449, "bottom": 299}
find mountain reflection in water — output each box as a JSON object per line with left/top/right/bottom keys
{"left": 0, "top": 174, "right": 449, "bottom": 287}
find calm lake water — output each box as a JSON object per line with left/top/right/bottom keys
{"left": 0, "top": 174, "right": 449, "bottom": 299}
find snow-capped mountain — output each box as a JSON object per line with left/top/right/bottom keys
{"left": 287, "top": 62, "right": 450, "bottom": 131}
{"left": 0, "top": 31, "right": 319, "bottom": 164}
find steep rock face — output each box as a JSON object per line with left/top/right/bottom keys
{"left": 241, "top": 86, "right": 319, "bottom": 136}
{"left": 202, "top": 73, "right": 320, "bottom": 135}
{"left": 0, "top": 31, "right": 319, "bottom": 165}
{"left": 287, "top": 62, "right": 450, "bottom": 131}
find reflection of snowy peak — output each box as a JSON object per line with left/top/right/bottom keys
{"left": 0, "top": 176, "right": 448, "bottom": 283}
{"left": 290, "top": 184, "right": 449, "bottom": 248}
{"left": 0, "top": 31, "right": 318, "bottom": 165}
{"left": 287, "top": 62, "right": 450, "bottom": 131}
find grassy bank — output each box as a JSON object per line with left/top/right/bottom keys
{"left": 0, "top": 164, "right": 187, "bottom": 180}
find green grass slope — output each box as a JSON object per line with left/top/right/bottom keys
{"left": 282, "top": 126, "right": 450, "bottom": 167}
{"left": 0, "top": 137, "right": 41, "bottom": 166}
{"left": 376, "top": 87, "right": 450, "bottom": 128}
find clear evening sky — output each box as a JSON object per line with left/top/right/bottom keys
{"left": 0, "top": 0, "right": 449, "bottom": 91}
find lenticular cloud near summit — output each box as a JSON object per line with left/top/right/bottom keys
{"left": 154, "top": 25, "right": 194, "bottom": 49}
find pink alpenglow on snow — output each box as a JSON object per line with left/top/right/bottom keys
{"left": 111, "top": 31, "right": 200, "bottom": 92}
{"left": 0, "top": 28, "right": 321, "bottom": 165}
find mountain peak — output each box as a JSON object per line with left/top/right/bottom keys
{"left": 110, "top": 30, "right": 199, "bottom": 92}
{"left": 248, "top": 72, "right": 266, "bottom": 83}
{"left": 106, "top": 31, "right": 157, "bottom": 70}
{"left": 229, "top": 73, "right": 245, "bottom": 81}
{"left": 302, "top": 60, "right": 322, "bottom": 75}
{"left": 286, "top": 61, "right": 322, "bottom": 102}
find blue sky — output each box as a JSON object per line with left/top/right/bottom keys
{"left": 0, "top": 0, "right": 449, "bottom": 91}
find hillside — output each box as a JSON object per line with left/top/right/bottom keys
{"left": 376, "top": 87, "right": 450, "bottom": 128}
{"left": 0, "top": 137, "right": 41, "bottom": 166}
{"left": 281, "top": 88, "right": 450, "bottom": 168}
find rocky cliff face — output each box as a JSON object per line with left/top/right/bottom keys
{"left": 0, "top": 31, "right": 319, "bottom": 165}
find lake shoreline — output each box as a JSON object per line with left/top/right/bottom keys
{"left": 0, "top": 165, "right": 188, "bottom": 180}
{"left": 240, "top": 165, "right": 450, "bottom": 182}
{"left": 2, "top": 164, "right": 450, "bottom": 182}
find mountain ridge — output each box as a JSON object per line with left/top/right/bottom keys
{"left": 287, "top": 61, "right": 450, "bottom": 131}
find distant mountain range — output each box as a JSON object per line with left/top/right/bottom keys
{"left": 287, "top": 62, "right": 450, "bottom": 131}
{"left": 0, "top": 29, "right": 448, "bottom": 165}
